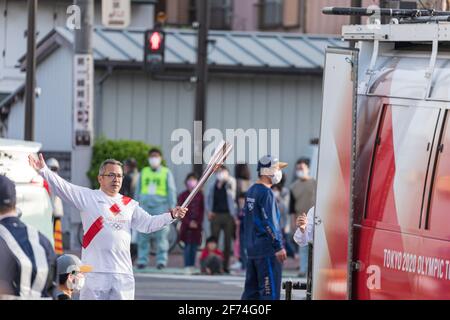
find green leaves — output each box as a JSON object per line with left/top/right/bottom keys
{"left": 87, "top": 136, "right": 164, "bottom": 188}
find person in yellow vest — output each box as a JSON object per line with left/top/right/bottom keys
{"left": 135, "top": 148, "right": 177, "bottom": 270}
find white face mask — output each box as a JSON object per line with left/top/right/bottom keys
{"left": 217, "top": 172, "right": 228, "bottom": 181}
{"left": 67, "top": 274, "right": 85, "bottom": 291}
{"left": 296, "top": 170, "right": 306, "bottom": 179}
{"left": 271, "top": 170, "right": 282, "bottom": 185}
{"left": 149, "top": 157, "right": 161, "bottom": 168}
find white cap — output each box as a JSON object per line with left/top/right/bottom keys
{"left": 46, "top": 158, "right": 59, "bottom": 169}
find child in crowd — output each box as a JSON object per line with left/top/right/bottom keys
{"left": 199, "top": 236, "right": 224, "bottom": 275}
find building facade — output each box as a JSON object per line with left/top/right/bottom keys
{"left": 0, "top": 26, "right": 342, "bottom": 248}
{"left": 0, "top": 0, "right": 155, "bottom": 102}
{"left": 159, "top": 0, "right": 448, "bottom": 34}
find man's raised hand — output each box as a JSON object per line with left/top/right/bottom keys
{"left": 28, "top": 153, "right": 46, "bottom": 171}
{"left": 296, "top": 213, "right": 308, "bottom": 233}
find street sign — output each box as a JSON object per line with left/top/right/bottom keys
{"left": 73, "top": 54, "right": 94, "bottom": 147}
{"left": 102, "top": 0, "right": 131, "bottom": 29}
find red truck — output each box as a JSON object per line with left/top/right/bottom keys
{"left": 312, "top": 7, "right": 450, "bottom": 299}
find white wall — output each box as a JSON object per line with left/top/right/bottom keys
{"left": 6, "top": 99, "right": 25, "bottom": 140}
{"left": 34, "top": 46, "right": 73, "bottom": 152}
{"left": 98, "top": 71, "right": 323, "bottom": 190}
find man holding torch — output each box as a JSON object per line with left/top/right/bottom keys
{"left": 28, "top": 154, "right": 187, "bottom": 300}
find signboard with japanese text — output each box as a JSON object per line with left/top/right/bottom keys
{"left": 102, "top": 0, "right": 131, "bottom": 29}
{"left": 73, "top": 54, "right": 94, "bottom": 147}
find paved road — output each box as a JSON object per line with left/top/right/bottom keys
{"left": 134, "top": 273, "right": 306, "bottom": 300}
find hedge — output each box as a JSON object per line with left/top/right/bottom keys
{"left": 87, "top": 137, "right": 164, "bottom": 188}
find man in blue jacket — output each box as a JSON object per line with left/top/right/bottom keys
{"left": 241, "top": 155, "right": 288, "bottom": 300}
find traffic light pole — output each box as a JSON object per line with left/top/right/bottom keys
{"left": 193, "top": 0, "right": 210, "bottom": 177}
{"left": 24, "top": 0, "right": 37, "bottom": 141}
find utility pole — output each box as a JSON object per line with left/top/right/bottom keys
{"left": 24, "top": 0, "right": 37, "bottom": 141}
{"left": 193, "top": 0, "right": 210, "bottom": 177}
{"left": 71, "top": 0, "right": 94, "bottom": 251}
{"left": 73, "top": 0, "right": 94, "bottom": 147}
{"left": 350, "top": 0, "right": 362, "bottom": 25}
{"left": 75, "top": 0, "right": 93, "bottom": 56}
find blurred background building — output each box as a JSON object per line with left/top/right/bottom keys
{"left": 0, "top": 0, "right": 446, "bottom": 250}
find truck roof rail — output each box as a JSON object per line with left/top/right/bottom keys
{"left": 323, "top": 6, "right": 450, "bottom": 18}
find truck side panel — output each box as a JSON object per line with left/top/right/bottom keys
{"left": 312, "top": 48, "right": 357, "bottom": 300}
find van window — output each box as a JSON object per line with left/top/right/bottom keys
{"left": 426, "top": 113, "right": 450, "bottom": 238}
{"left": 365, "top": 105, "right": 440, "bottom": 230}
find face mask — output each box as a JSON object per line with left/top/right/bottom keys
{"left": 271, "top": 170, "right": 282, "bottom": 185}
{"left": 149, "top": 157, "right": 161, "bottom": 168}
{"left": 296, "top": 170, "right": 306, "bottom": 179}
{"left": 67, "top": 274, "right": 85, "bottom": 291}
{"left": 217, "top": 172, "right": 228, "bottom": 181}
{"left": 186, "top": 179, "right": 198, "bottom": 190}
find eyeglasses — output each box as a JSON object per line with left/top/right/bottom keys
{"left": 101, "top": 173, "right": 123, "bottom": 179}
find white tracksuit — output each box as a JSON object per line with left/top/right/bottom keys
{"left": 39, "top": 167, "right": 174, "bottom": 300}
{"left": 293, "top": 206, "right": 314, "bottom": 247}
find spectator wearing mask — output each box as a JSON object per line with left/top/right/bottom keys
{"left": 54, "top": 254, "right": 92, "bottom": 300}
{"left": 178, "top": 173, "right": 204, "bottom": 275}
{"left": 241, "top": 155, "right": 287, "bottom": 300}
{"left": 290, "top": 158, "right": 316, "bottom": 277}
{"left": 206, "top": 165, "right": 237, "bottom": 274}
{"left": 199, "top": 236, "right": 223, "bottom": 275}
{"left": 136, "top": 148, "right": 177, "bottom": 270}
{"left": 272, "top": 174, "right": 296, "bottom": 259}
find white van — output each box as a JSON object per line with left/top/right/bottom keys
{"left": 0, "top": 138, "right": 54, "bottom": 244}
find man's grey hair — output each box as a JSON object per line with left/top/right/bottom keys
{"left": 98, "top": 159, "right": 123, "bottom": 175}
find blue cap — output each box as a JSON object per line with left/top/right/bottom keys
{"left": 257, "top": 155, "right": 288, "bottom": 174}
{"left": 0, "top": 175, "right": 16, "bottom": 209}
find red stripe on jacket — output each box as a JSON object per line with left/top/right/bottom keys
{"left": 82, "top": 216, "right": 104, "bottom": 249}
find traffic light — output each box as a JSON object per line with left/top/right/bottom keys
{"left": 144, "top": 28, "right": 165, "bottom": 72}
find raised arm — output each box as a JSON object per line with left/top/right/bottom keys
{"left": 29, "top": 153, "right": 91, "bottom": 212}
{"left": 131, "top": 205, "right": 187, "bottom": 234}
{"left": 293, "top": 207, "right": 314, "bottom": 247}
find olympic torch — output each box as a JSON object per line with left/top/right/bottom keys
{"left": 169, "top": 141, "right": 232, "bottom": 223}
{"left": 180, "top": 141, "right": 233, "bottom": 209}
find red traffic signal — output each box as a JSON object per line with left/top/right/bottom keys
{"left": 146, "top": 30, "right": 164, "bottom": 55}
{"left": 149, "top": 31, "right": 163, "bottom": 52}
{"left": 144, "top": 28, "right": 165, "bottom": 72}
